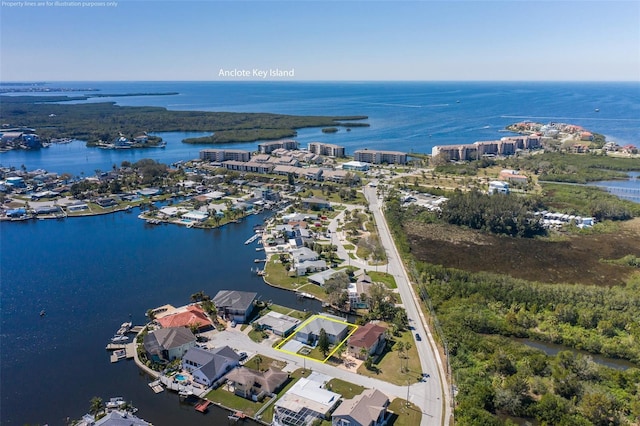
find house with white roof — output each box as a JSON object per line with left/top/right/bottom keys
{"left": 273, "top": 377, "right": 341, "bottom": 426}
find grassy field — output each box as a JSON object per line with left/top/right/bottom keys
{"left": 388, "top": 398, "right": 422, "bottom": 426}
{"left": 368, "top": 271, "right": 397, "bottom": 289}
{"left": 404, "top": 219, "right": 640, "bottom": 286}
{"left": 325, "top": 378, "right": 365, "bottom": 399}
{"left": 356, "top": 331, "right": 423, "bottom": 385}
{"left": 263, "top": 258, "right": 301, "bottom": 289}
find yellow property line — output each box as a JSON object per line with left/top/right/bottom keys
{"left": 275, "top": 314, "right": 359, "bottom": 364}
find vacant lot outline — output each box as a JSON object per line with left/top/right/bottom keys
{"left": 275, "top": 314, "right": 358, "bottom": 363}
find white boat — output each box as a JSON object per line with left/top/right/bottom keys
{"left": 106, "top": 397, "right": 126, "bottom": 409}
{"left": 111, "top": 335, "right": 129, "bottom": 343}
{"left": 117, "top": 321, "right": 132, "bottom": 335}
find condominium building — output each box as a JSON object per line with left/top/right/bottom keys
{"left": 258, "top": 139, "right": 299, "bottom": 154}
{"left": 308, "top": 142, "right": 345, "bottom": 158}
{"left": 432, "top": 135, "right": 541, "bottom": 161}
{"left": 353, "top": 149, "right": 407, "bottom": 165}
{"left": 200, "top": 149, "right": 251, "bottom": 162}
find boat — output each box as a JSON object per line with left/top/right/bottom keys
{"left": 244, "top": 233, "right": 261, "bottom": 245}
{"left": 297, "top": 292, "right": 314, "bottom": 299}
{"left": 117, "top": 321, "right": 132, "bottom": 335}
{"left": 595, "top": 108, "right": 600, "bottom": 112}
{"left": 39, "top": 309, "right": 46, "bottom": 317}
{"left": 178, "top": 389, "right": 193, "bottom": 398}
{"left": 106, "top": 397, "right": 126, "bottom": 409}
{"left": 111, "top": 335, "right": 129, "bottom": 343}
{"left": 254, "top": 258, "right": 266, "bottom": 263}
{"left": 255, "top": 247, "right": 264, "bottom": 251}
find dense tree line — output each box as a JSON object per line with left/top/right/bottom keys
{"left": 384, "top": 199, "right": 640, "bottom": 425}
{"left": 502, "top": 152, "right": 639, "bottom": 183}
{"left": 440, "top": 190, "right": 545, "bottom": 238}
{"left": 0, "top": 95, "right": 368, "bottom": 145}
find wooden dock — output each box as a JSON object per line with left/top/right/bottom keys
{"left": 148, "top": 379, "right": 164, "bottom": 393}
{"left": 194, "top": 399, "right": 211, "bottom": 413}
{"left": 107, "top": 343, "right": 135, "bottom": 362}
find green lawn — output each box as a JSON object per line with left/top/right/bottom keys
{"left": 296, "top": 283, "right": 327, "bottom": 301}
{"left": 265, "top": 304, "right": 308, "bottom": 319}
{"left": 325, "top": 378, "right": 365, "bottom": 399}
{"left": 388, "top": 398, "right": 422, "bottom": 426}
{"left": 264, "top": 258, "right": 300, "bottom": 290}
{"left": 248, "top": 328, "right": 267, "bottom": 343}
{"left": 368, "top": 271, "right": 397, "bottom": 289}
{"left": 356, "top": 331, "right": 422, "bottom": 385}
{"left": 205, "top": 386, "right": 266, "bottom": 417}
{"left": 243, "top": 355, "right": 286, "bottom": 372}
{"left": 343, "top": 243, "right": 355, "bottom": 251}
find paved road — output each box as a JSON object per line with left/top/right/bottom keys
{"left": 208, "top": 328, "right": 421, "bottom": 403}
{"left": 363, "top": 185, "right": 451, "bottom": 426}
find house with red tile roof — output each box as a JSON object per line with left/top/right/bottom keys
{"left": 347, "top": 322, "right": 387, "bottom": 360}
{"left": 156, "top": 304, "right": 213, "bottom": 331}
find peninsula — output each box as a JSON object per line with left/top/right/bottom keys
{"left": 0, "top": 95, "right": 369, "bottom": 150}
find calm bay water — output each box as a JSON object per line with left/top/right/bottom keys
{"left": 1, "top": 81, "right": 638, "bottom": 177}
{"left": 1, "top": 82, "right": 640, "bottom": 424}
{"left": 0, "top": 210, "right": 318, "bottom": 425}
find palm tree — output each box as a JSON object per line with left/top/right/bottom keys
{"left": 89, "top": 396, "right": 104, "bottom": 416}
{"left": 255, "top": 355, "right": 263, "bottom": 372}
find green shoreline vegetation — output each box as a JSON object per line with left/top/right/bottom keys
{"left": 0, "top": 95, "right": 368, "bottom": 146}
{"left": 382, "top": 147, "right": 640, "bottom": 424}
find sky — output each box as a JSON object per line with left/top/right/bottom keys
{"left": 1, "top": 0, "right": 639, "bottom": 81}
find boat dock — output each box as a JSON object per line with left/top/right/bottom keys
{"left": 107, "top": 342, "right": 135, "bottom": 362}
{"left": 244, "top": 233, "right": 261, "bottom": 245}
{"left": 194, "top": 399, "right": 211, "bottom": 413}
{"left": 148, "top": 379, "right": 164, "bottom": 393}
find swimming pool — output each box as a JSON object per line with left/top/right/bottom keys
{"left": 175, "top": 374, "right": 187, "bottom": 382}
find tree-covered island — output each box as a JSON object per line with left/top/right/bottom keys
{"left": 0, "top": 95, "right": 369, "bottom": 149}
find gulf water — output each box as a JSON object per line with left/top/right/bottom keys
{"left": 1, "top": 81, "right": 639, "bottom": 425}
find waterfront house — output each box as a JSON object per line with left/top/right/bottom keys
{"left": 182, "top": 346, "right": 241, "bottom": 387}
{"left": 295, "top": 259, "right": 328, "bottom": 276}
{"left": 212, "top": 290, "right": 257, "bottom": 324}
{"left": 224, "top": 367, "right": 289, "bottom": 401}
{"left": 156, "top": 304, "right": 213, "bottom": 331}
{"left": 143, "top": 326, "right": 196, "bottom": 362}
{"left": 92, "top": 409, "right": 152, "bottom": 426}
{"left": 347, "top": 274, "right": 374, "bottom": 309}
{"left": 295, "top": 316, "right": 349, "bottom": 345}
{"left": 308, "top": 268, "right": 341, "bottom": 286}
{"left": 95, "top": 197, "right": 118, "bottom": 208}
{"left": 273, "top": 377, "right": 341, "bottom": 426}
{"left": 253, "top": 311, "right": 301, "bottom": 336}
{"left": 331, "top": 389, "right": 390, "bottom": 426}
{"left": 347, "top": 323, "right": 387, "bottom": 360}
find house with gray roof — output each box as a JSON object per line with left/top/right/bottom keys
{"left": 295, "top": 317, "right": 349, "bottom": 345}
{"left": 92, "top": 409, "right": 152, "bottom": 426}
{"left": 143, "top": 326, "right": 196, "bottom": 362}
{"left": 182, "top": 346, "right": 240, "bottom": 387}
{"left": 254, "top": 311, "right": 301, "bottom": 336}
{"left": 225, "top": 367, "right": 289, "bottom": 401}
{"left": 331, "top": 389, "right": 390, "bottom": 426}
{"left": 212, "top": 290, "right": 257, "bottom": 324}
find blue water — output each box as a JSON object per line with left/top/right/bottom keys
{"left": 2, "top": 81, "right": 640, "bottom": 425}
{"left": 1, "top": 81, "right": 638, "bottom": 177}
{"left": 590, "top": 172, "right": 640, "bottom": 203}
{"left": 175, "top": 374, "right": 187, "bottom": 382}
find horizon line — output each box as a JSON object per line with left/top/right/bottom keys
{"left": 1, "top": 79, "right": 639, "bottom": 84}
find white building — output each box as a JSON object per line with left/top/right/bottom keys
{"left": 273, "top": 377, "right": 341, "bottom": 426}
